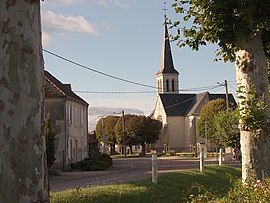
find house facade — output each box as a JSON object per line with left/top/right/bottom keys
{"left": 151, "top": 16, "right": 236, "bottom": 153}
{"left": 44, "top": 71, "right": 89, "bottom": 171}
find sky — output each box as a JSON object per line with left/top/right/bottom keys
{"left": 41, "top": 0, "right": 237, "bottom": 130}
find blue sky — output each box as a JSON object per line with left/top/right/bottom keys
{"left": 41, "top": 0, "right": 237, "bottom": 130}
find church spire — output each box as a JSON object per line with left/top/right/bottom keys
{"left": 156, "top": 14, "right": 179, "bottom": 95}
{"left": 157, "top": 16, "right": 179, "bottom": 75}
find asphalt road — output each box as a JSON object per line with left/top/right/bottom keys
{"left": 50, "top": 157, "right": 240, "bottom": 192}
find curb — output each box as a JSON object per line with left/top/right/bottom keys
{"left": 49, "top": 163, "right": 134, "bottom": 183}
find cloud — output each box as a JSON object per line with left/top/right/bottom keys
{"left": 89, "top": 106, "right": 144, "bottom": 116}
{"left": 41, "top": 10, "right": 98, "bottom": 45}
{"left": 43, "top": 0, "right": 129, "bottom": 8}
{"left": 44, "top": 0, "right": 86, "bottom": 5}
{"left": 42, "top": 31, "right": 51, "bottom": 46}
{"left": 88, "top": 106, "right": 145, "bottom": 130}
{"left": 42, "top": 11, "right": 97, "bottom": 35}
{"left": 97, "top": 0, "right": 130, "bottom": 9}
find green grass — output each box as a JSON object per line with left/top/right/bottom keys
{"left": 50, "top": 165, "right": 241, "bottom": 203}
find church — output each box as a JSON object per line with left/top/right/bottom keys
{"left": 151, "top": 17, "right": 236, "bottom": 153}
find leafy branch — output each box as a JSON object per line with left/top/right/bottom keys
{"left": 237, "top": 85, "right": 268, "bottom": 138}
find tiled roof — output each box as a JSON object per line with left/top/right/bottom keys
{"left": 44, "top": 70, "right": 88, "bottom": 106}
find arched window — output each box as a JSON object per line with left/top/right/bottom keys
{"left": 172, "top": 79, "right": 175, "bottom": 92}
{"left": 166, "top": 79, "right": 169, "bottom": 92}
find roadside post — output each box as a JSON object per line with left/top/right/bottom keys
{"left": 200, "top": 145, "right": 204, "bottom": 174}
{"left": 152, "top": 153, "right": 158, "bottom": 184}
{"left": 219, "top": 148, "right": 223, "bottom": 165}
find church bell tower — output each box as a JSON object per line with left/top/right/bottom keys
{"left": 156, "top": 15, "right": 179, "bottom": 95}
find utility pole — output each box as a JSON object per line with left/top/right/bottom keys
{"left": 217, "top": 80, "right": 229, "bottom": 111}
{"left": 224, "top": 80, "right": 229, "bottom": 111}
{"left": 122, "top": 110, "right": 127, "bottom": 158}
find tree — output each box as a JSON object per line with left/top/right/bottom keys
{"left": 138, "top": 116, "right": 162, "bottom": 156}
{"left": 198, "top": 99, "right": 240, "bottom": 150}
{"left": 114, "top": 114, "right": 162, "bottom": 156}
{"left": 198, "top": 99, "right": 227, "bottom": 142}
{"left": 214, "top": 110, "right": 240, "bottom": 149}
{"left": 88, "top": 131, "right": 100, "bottom": 157}
{"left": 114, "top": 114, "right": 139, "bottom": 154}
{"left": 44, "top": 113, "right": 56, "bottom": 169}
{"left": 0, "top": 1, "right": 49, "bottom": 202}
{"left": 170, "top": 0, "right": 270, "bottom": 181}
{"left": 96, "top": 116, "right": 119, "bottom": 155}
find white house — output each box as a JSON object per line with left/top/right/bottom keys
{"left": 44, "top": 71, "right": 89, "bottom": 171}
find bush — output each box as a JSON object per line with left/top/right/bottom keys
{"left": 70, "top": 163, "right": 79, "bottom": 170}
{"left": 223, "top": 177, "right": 270, "bottom": 202}
{"left": 100, "top": 153, "right": 113, "bottom": 167}
{"left": 70, "top": 154, "right": 113, "bottom": 171}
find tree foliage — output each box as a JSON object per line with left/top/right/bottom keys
{"left": 170, "top": 0, "right": 270, "bottom": 181}
{"left": 44, "top": 113, "right": 56, "bottom": 169}
{"left": 96, "top": 116, "right": 119, "bottom": 154}
{"left": 95, "top": 114, "right": 162, "bottom": 155}
{"left": 214, "top": 110, "right": 240, "bottom": 148}
{"left": 170, "top": 0, "right": 270, "bottom": 61}
{"left": 198, "top": 99, "right": 227, "bottom": 141}
{"left": 237, "top": 85, "right": 268, "bottom": 138}
{"left": 198, "top": 99, "right": 239, "bottom": 148}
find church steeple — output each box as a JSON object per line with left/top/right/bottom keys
{"left": 158, "top": 15, "right": 179, "bottom": 75}
{"left": 156, "top": 15, "right": 179, "bottom": 95}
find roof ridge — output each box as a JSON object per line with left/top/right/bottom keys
{"left": 44, "top": 75, "right": 67, "bottom": 97}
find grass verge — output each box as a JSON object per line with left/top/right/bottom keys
{"left": 50, "top": 165, "right": 241, "bottom": 203}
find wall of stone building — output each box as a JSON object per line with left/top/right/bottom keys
{"left": 167, "top": 116, "right": 187, "bottom": 152}
{"left": 66, "top": 101, "right": 88, "bottom": 164}
{"left": 185, "top": 116, "right": 193, "bottom": 151}
{"left": 44, "top": 98, "right": 66, "bottom": 171}
{"left": 153, "top": 96, "right": 168, "bottom": 150}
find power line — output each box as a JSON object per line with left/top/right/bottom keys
{"left": 164, "top": 97, "right": 195, "bottom": 110}
{"left": 43, "top": 49, "right": 157, "bottom": 89}
{"left": 74, "top": 84, "right": 222, "bottom": 94}
{"left": 43, "top": 49, "right": 232, "bottom": 94}
{"left": 180, "top": 84, "right": 222, "bottom": 92}
{"left": 75, "top": 90, "right": 156, "bottom": 94}
{"left": 228, "top": 84, "right": 237, "bottom": 91}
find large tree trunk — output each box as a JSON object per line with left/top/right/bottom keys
{"left": 0, "top": 1, "right": 49, "bottom": 202}
{"left": 235, "top": 34, "right": 270, "bottom": 182}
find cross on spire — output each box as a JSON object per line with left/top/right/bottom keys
{"left": 162, "top": 1, "right": 167, "bottom": 17}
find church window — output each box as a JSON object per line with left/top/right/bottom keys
{"left": 172, "top": 79, "right": 175, "bottom": 92}
{"left": 166, "top": 79, "right": 169, "bottom": 92}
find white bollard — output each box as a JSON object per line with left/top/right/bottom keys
{"left": 152, "top": 154, "right": 158, "bottom": 184}
{"left": 219, "top": 148, "right": 223, "bottom": 165}
{"left": 200, "top": 149, "right": 204, "bottom": 174}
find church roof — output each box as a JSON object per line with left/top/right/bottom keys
{"left": 159, "top": 94, "right": 196, "bottom": 116}
{"left": 156, "top": 16, "right": 179, "bottom": 75}
{"left": 187, "top": 92, "right": 237, "bottom": 116}
{"left": 159, "top": 92, "right": 237, "bottom": 117}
